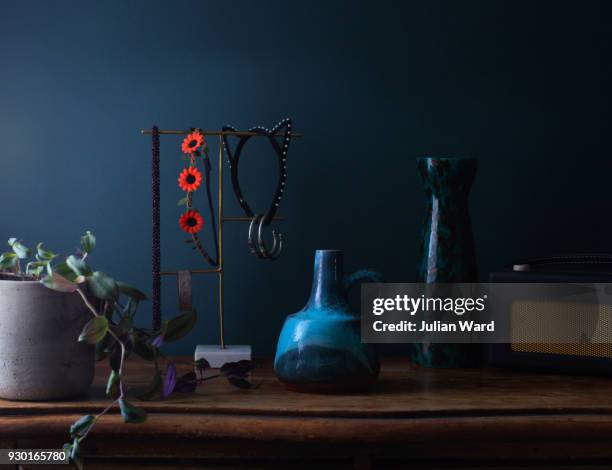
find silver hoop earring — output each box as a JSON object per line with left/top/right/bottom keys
{"left": 248, "top": 215, "right": 265, "bottom": 258}
{"left": 257, "top": 220, "right": 283, "bottom": 260}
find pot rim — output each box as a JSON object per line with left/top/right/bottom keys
{"left": 0, "top": 273, "right": 42, "bottom": 284}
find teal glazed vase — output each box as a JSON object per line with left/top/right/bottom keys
{"left": 274, "top": 250, "right": 381, "bottom": 393}
{"left": 410, "top": 156, "right": 481, "bottom": 368}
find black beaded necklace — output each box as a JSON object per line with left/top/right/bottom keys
{"left": 222, "top": 118, "right": 292, "bottom": 259}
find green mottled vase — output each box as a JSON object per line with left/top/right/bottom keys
{"left": 410, "top": 157, "right": 482, "bottom": 368}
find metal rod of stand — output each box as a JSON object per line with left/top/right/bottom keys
{"left": 141, "top": 129, "right": 302, "bottom": 138}
{"left": 145, "top": 127, "right": 299, "bottom": 351}
{"left": 217, "top": 135, "right": 226, "bottom": 349}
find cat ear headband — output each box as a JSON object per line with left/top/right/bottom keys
{"left": 222, "top": 118, "right": 292, "bottom": 260}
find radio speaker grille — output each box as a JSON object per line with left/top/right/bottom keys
{"left": 510, "top": 300, "right": 612, "bottom": 358}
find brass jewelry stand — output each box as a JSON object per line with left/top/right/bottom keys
{"left": 141, "top": 127, "right": 301, "bottom": 363}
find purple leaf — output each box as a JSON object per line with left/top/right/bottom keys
{"left": 195, "top": 358, "right": 210, "bottom": 375}
{"left": 152, "top": 334, "right": 164, "bottom": 348}
{"left": 220, "top": 360, "right": 254, "bottom": 376}
{"left": 174, "top": 372, "right": 197, "bottom": 393}
{"left": 162, "top": 363, "right": 177, "bottom": 398}
{"left": 227, "top": 374, "right": 254, "bottom": 389}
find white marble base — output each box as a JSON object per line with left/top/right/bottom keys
{"left": 194, "top": 344, "right": 252, "bottom": 369}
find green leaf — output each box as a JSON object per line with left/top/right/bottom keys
{"left": 63, "top": 441, "right": 83, "bottom": 468}
{"left": 62, "top": 442, "right": 72, "bottom": 456}
{"left": 26, "top": 261, "right": 47, "bottom": 278}
{"left": 40, "top": 272, "right": 78, "bottom": 293}
{"left": 49, "top": 261, "right": 78, "bottom": 281}
{"left": 36, "top": 243, "right": 57, "bottom": 261}
{"left": 163, "top": 310, "right": 197, "bottom": 342}
{"left": 26, "top": 260, "right": 46, "bottom": 269}
{"left": 70, "top": 414, "right": 95, "bottom": 438}
{"left": 78, "top": 316, "right": 109, "bottom": 344}
{"left": 177, "top": 196, "right": 189, "bottom": 206}
{"left": 29, "top": 266, "right": 44, "bottom": 278}
{"left": 80, "top": 231, "right": 96, "bottom": 254}
{"left": 66, "top": 255, "right": 92, "bottom": 277}
{"left": 117, "top": 281, "right": 147, "bottom": 301}
{"left": 133, "top": 337, "right": 157, "bottom": 361}
{"left": 125, "top": 298, "right": 138, "bottom": 319}
{"left": 118, "top": 313, "right": 133, "bottom": 331}
{"left": 118, "top": 398, "right": 147, "bottom": 424}
{"left": 106, "top": 370, "right": 120, "bottom": 399}
{"left": 138, "top": 369, "right": 163, "bottom": 401}
{"left": 87, "top": 271, "right": 118, "bottom": 301}
{"left": 69, "top": 438, "right": 82, "bottom": 466}
{"left": 8, "top": 238, "right": 30, "bottom": 259}
{"left": 0, "top": 252, "right": 17, "bottom": 269}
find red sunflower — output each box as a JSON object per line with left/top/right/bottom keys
{"left": 178, "top": 167, "right": 203, "bottom": 192}
{"left": 181, "top": 131, "right": 205, "bottom": 154}
{"left": 179, "top": 210, "right": 204, "bottom": 234}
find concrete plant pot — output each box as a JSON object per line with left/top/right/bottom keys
{"left": 0, "top": 275, "right": 94, "bottom": 400}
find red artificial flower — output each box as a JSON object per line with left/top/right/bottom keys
{"left": 181, "top": 131, "right": 205, "bottom": 154}
{"left": 178, "top": 167, "right": 203, "bottom": 192}
{"left": 179, "top": 210, "right": 204, "bottom": 234}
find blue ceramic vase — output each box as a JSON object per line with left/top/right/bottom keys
{"left": 274, "top": 250, "right": 381, "bottom": 392}
{"left": 410, "top": 156, "right": 482, "bottom": 368}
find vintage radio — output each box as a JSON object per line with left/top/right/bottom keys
{"left": 489, "top": 255, "right": 612, "bottom": 376}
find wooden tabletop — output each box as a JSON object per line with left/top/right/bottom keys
{"left": 3, "top": 357, "right": 612, "bottom": 469}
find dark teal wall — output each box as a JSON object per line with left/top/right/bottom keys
{"left": 2, "top": 1, "right": 612, "bottom": 355}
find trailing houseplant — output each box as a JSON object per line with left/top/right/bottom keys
{"left": 0, "top": 232, "right": 254, "bottom": 468}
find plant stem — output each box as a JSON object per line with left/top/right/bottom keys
{"left": 199, "top": 374, "right": 222, "bottom": 382}
{"left": 115, "top": 336, "right": 126, "bottom": 377}
{"left": 74, "top": 288, "right": 128, "bottom": 444}
{"left": 76, "top": 288, "right": 99, "bottom": 318}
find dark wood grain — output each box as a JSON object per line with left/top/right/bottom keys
{"left": 3, "top": 357, "right": 612, "bottom": 468}
{"left": 4, "top": 357, "right": 612, "bottom": 417}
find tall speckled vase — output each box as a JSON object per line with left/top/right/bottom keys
{"left": 410, "top": 156, "right": 482, "bottom": 368}
{"left": 274, "top": 250, "right": 381, "bottom": 393}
